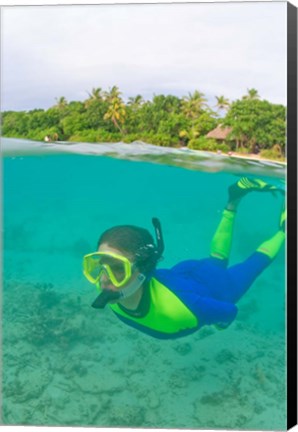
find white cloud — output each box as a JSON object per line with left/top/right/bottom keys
{"left": 1, "top": 2, "right": 287, "bottom": 110}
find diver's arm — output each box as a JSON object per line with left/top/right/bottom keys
{"left": 154, "top": 268, "right": 238, "bottom": 328}
{"left": 192, "top": 295, "right": 238, "bottom": 328}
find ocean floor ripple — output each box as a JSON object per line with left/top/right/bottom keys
{"left": 2, "top": 278, "right": 286, "bottom": 429}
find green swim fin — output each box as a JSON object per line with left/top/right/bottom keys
{"left": 228, "top": 177, "right": 284, "bottom": 201}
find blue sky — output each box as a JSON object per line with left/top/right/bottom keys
{"left": 1, "top": 1, "right": 287, "bottom": 111}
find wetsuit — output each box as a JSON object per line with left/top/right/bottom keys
{"left": 109, "top": 209, "right": 285, "bottom": 339}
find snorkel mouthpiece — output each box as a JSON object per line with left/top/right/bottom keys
{"left": 91, "top": 273, "right": 146, "bottom": 309}
{"left": 92, "top": 290, "right": 122, "bottom": 309}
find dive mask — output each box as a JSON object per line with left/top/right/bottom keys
{"left": 83, "top": 251, "right": 134, "bottom": 288}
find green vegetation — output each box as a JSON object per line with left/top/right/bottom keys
{"left": 1, "top": 87, "right": 286, "bottom": 161}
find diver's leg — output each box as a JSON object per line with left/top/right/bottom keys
{"left": 210, "top": 208, "right": 236, "bottom": 263}
{"left": 210, "top": 177, "right": 284, "bottom": 264}
{"left": 227, "top": 228, "right": 285, "bottom": 303}
{"left": 209, "top": 179, "right": 244, "bottom": 263}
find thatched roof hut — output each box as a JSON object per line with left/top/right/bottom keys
{"left": 206, "top": 125, "right": 233, "bottom": 141}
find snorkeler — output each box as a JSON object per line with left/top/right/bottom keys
{"left": 83, "top": 177, "right": 286, "bottom": 339}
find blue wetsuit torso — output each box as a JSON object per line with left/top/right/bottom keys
{"left": 108, "top": 253, "right": 270, "bottom": 339}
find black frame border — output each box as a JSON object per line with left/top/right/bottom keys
{"left": 287, "top": 2, "right": 297, "bottom": 430}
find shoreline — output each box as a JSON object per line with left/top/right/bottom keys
{"left": 211, "top": 150, "right": 286, "bottom": 165}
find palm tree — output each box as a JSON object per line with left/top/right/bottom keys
{"left": 181, "top": 90, "right": 207, "bottom": 119}
{"left": 243, "top": 88, "right": 260, "bottom": 100}
{"left": 85, "top": 87, "right": 103, "bottom": 108}
{"left": 215, "top": 95, "right": 230, "bottom": 112}
{"left": 90, "top": 87, "right": 103, "bottom": 99}
{"left": 127, "top": 95, "right": 144, "bottom": 111}
{"left": 55, "top": 96, "right": 68, "bottom": 110}
{"left": 103, "top": 86, "right": 126, "bottom": 134}
{"left": 104, "top": 86, "right": 122, "bottom": 102}
{"left": 179, "top": 126, "right": 199, "bottom": 142}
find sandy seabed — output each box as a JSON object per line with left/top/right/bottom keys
{"left": 2, "top": 276, "right": 286, "bottom": 430}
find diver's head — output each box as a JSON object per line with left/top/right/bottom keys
{"left": 97, "top": 224, "right": 160, "bottom": 275}
{"left": 83, "top": 219, "right": 164, "bottom": 308}
{"left": 96, "top": 243, "right": 141, "bottom": 292}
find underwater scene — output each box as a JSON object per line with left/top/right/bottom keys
{"left": 2, "top": 138, "right": 286, "bottom": 429}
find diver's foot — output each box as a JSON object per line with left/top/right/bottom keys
{"left": 279, "top": 202, "right": 287, "bottom": 232}
{"left": 228, "top": 177, "right": 284, "bottom": 202}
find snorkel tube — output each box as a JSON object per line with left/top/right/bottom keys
{"left": 152, "top": 217, "right": 165, "bottom": 261}
{"left": 91, "top": 217, "right": 165, "bottom": 309}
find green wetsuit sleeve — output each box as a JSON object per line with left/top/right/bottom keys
{"left": 257, "top": 230, "right": 285, "bottom": 260}
{"left": 210, "top": 209, "right": 236, "bottom": 260}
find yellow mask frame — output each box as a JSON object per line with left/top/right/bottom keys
{"left": 83, "top": 251, "right": 133, "bottom": 288}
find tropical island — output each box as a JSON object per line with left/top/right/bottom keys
{"left": 1, "top": 87, "right": 286, "bottom": 162}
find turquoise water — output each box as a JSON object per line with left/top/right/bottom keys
{"left": 2, "top": 139, "right": 286, "bottom": 429}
